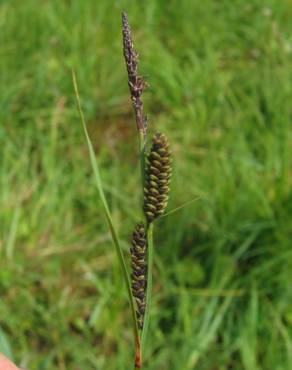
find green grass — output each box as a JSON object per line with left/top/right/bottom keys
{"left": 0, "top": 0, "right": 291, "bottom": 369}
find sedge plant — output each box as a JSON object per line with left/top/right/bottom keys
{"left": 73, "top": 12, "right": 172, "bottom": 370}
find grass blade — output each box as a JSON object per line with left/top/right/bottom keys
{"left": 72, "top": 70, "right": 140, "bottom": 356}
{"left": 0, "top": 328, "right": 13, "bottom": 360}
{"left": 160, "top": 196, "right": 201, "bottom": 219}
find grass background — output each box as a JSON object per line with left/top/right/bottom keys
{"left": 0, "top": 0, "right": 292, "bottom": 369}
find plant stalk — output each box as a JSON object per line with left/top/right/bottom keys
{"left": 122, "top": 12, "right": 149, "bottom": 368}
{"left": 139, "top": 129, "right": 146, "bottom": 189}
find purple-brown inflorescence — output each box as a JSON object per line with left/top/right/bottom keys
{"left": 130, "top": 222, "right": 147, "bottom": 329}
{"left": 144, "top": 133, "right": 172, "bottom": 223}
{"left": 122, "top": 12, "right": 147, "bottom": 139}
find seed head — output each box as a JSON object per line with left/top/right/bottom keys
{"left": 144, "top": 133, "right": 172, "bottom": 222}
{"left": 130, "top": 222, "right": 147, "bottom": 329}
{"left": 122, "top": 12, "right": 147, "bottom": 138}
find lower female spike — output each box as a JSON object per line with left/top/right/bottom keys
{"left": 130, "top": 222, "right": 147, "bottom": 329}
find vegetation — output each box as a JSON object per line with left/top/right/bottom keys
{"left": 0, "top": 1, "right": 291, "bottom": 369}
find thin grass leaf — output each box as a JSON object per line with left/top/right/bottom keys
{"left": 72, "top": 70, "right": 140, "bottom": 352}
{"left": 0, "top": 328, "right": 13, "bottom": 360}
{"left": 187, "top": 294, "right": 233, "bottom": 368}
{"left": 160, "top": 196, "right": 201, "bottom": 219}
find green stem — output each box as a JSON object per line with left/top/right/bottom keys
{"left": 141, "top": 222, "right": 154, "bottom": 352}
{"left": 138, "top": 129, "right": 146, "bottom": 189}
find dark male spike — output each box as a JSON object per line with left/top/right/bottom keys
{"left": 144, "top": 133, "right": 172, "bottom": 222}
{"left": 130, "top": 222, "right": 147, "bottom": 329}
{"left": 122, "top": 12, "right": 147, "bottom": 139}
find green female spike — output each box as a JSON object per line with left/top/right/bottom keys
{"left": 144, "top": 133, "right": 172, "bottom": 223}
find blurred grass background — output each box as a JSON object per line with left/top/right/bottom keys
{"left": 0, "top": 0, "right": 292, "bottom": 369}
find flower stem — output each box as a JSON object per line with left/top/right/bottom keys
{"left": 139, "top": 129, "right": 146, "bottom": 189}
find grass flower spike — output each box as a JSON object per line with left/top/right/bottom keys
{"left": 130, "top": 223, "right": 147, "bottom": 329}
{"left": 122, "top": 11, "right": 147, "bottom": 139}
{"left": 144, "top": 133, "right": 172, "bottom": 223}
